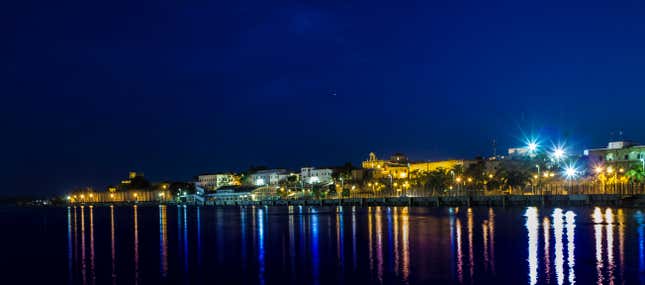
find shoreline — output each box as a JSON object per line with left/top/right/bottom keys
{"left": 57, "top": 194, "right": 645, "bottom": 208}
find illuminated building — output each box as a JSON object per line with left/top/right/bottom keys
{"left": 408, "top": 160, "right": 465, "bottom": 173}
{"left": 362, "top": 152, "right": 409, "bottom": 179}
{"left": 585, "top": 140, "right": 645, "bottom": 169}
{"left": 197, "top": 173, "right": 240, "bottom": 190}
{"left": 300, "top": 167, "right": 333, "bottom": 184}
{"left": 248, "top": 169, "right": 294, "bottom": 186}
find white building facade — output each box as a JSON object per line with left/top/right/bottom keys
{"left": 300, "top": 167, "right": 333, "bottom": 184}
{"left": 249, "top": 169, "right": 290, "bottom": 186}
{"left": 197, "top": 173, "right": 237, "bottom": 190}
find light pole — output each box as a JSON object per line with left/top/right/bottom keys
{"left": 535, "top": 165, "right": 541, "bottom": 195}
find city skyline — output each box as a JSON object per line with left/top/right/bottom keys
{"left": 4, "top": 0, "right": 645, "bottom": 195}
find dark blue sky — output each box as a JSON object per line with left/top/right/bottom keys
{"left": 3, "top": 0, "right": 645, "bottom": 195}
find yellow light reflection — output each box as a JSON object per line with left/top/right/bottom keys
{"left": 89, "top": 206, "right": 95, "bottom": 283}
{"left": 375, "top": 206, "right": 383, "bottom": 283}
{"left": 401, "top": 207, "right": 409, "bottom": 282}
{"left": 468, "top": 208, "right": 474, "bottom": 281}
{"left": 618, "top": 209, "right": 625, "bottom": 282}
{"left": 606, "top": 208, "right": 615, "bottom": 285}
{"left": 159, "top": 205, "right": 168, "bottom": 278}
{"left": 393, "top": 207, "right": 399, "bottom": 276}
{"left": 110, "top": 205, "right": 116, "bottom": 285}
{"left": 483, "top": 220, "right": 489, "bottom": 272}
{"left": 368, "top": 207, "right": 373, "bottom": 274}
{"left": 134, "top": 205, "right": 139, "bottom": 284}
{"left": 456, "top": 217, "right": 463, "bottom": 284}
{"left": 543, "top": 216, "right": 551, "bottom": 282}
{"left": 489, "top": 208, "right": 496, "bottom": 274}
{"left": 80, "top": 205, "right": 86, "bottom": 284}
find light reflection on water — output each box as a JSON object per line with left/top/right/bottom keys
{"left": 56, "top": 205, "right": 645, "bottom": 284}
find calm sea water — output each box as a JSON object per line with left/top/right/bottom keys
{"left": 2, "top": 205, "right": 645, "bottom": 284}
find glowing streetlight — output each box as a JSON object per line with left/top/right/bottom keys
{"left": 527, "top": 141, "right": 538, "bottom": 153}
{"left": 564, "top": 166, "right": 577, "bottom": 179}
{"left": 552, "top": 146, "right": 566, "bottom": 161}
{"left": 594, "top": 166, "right": 604, "bottom": 174}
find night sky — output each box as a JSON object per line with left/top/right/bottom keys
{"left": 3, "top": 0, "right": 645, "bottom": 195}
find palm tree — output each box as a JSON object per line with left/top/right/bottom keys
{"left": 626, "top": 162, "right": 645, "bottom": 183}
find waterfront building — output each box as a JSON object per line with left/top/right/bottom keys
{"left": 408, "top": 160, "right": 465, "bottom": 173}
{"left": 197, "top": 173, "right": 239, "bottom": 191}
{"left": 300, "top": 167, "right": 333, "bottom": 184}
{"left": 585, "top": 140, "right": 645, "bottom": 170}
{"left": 248, "top": 169, "right": 291, "bottom": 186}
{"left": 205, "top": 186, "right": 256, "bottom": 202}
{"left": 361, "top": 152, "right": 409, "bottom": 179}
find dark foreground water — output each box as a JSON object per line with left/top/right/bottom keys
{"left": 2, "top": 205, "right": 645, "bottom": 284}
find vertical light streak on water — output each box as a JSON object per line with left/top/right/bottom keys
{"left": 89, "top": 206, "right": 95, "bottom": 285}
{"left": 543, "top": 216, "right": 551, "bottom": 284}
{"left": 635, "top": 210, "right": 644, "bottom": 284}
{"left": 311, "top": 208, "right": 320, "bottom": 285}
{"left": 67, "top": 207, "right": 73, "bottom": 284}
{"left": 176, "top": 205, "right": 182, "bottom": 271}
{"left": 605, "top": 208, "right": 615, "bottom": 285}
{"left": 241, "top": 207, "right": 247, "bottom": 271}
{"left": 393, "top": 207, "right": 400, "bottom": 277}
{"left": 81, "top": 205, "right": 86, "bottom": 285}
{"left": 352, "top": 206, "right": 357, "bottom": 270}
{"left": 386, "top": 207, "right": 393, "bottom": 275}
{"left": 565, "top": 211, "right": 576, "bottom": 285}
{"left": 369, "top": 207, "right": 374, "bottom": 277}
{"left": 111, "top": 206, "right": 116, "bottom": 285}
{"left": 288, "top": 206, "right": 295, "bottom": 279}
{"left": 133, "top": 205, "right": 139, "bottom": 285}
{"left": 456, "top": 217, "right": 463, "bottom": 284}
{"left": 196, "top": 207, "right": 202, "bottom": 266}
{"left": 258, "top": 207, "right": 267, "bottom": 285}
{"left": 298, "top": 205, "right": 305, "bottom": 269}
{"left": 593, "top": 207, "right": 604, "bottom": 285}
{"left": 525, "top": 207, "right": 539, "bottom": 285}
{"left": 467, "top": 208, "right": 474, "bottom": 282}
{"left": 337, "top": 206, "right": 345, "bottom": 268}
{"left": 74, "top": 206, "right": 78, "bottom": 275}
{"left": 216, "top": 208, "right": 224, "bottom": 263}
{"left": 401, "top": 207, "right": 410, "bottom": 284}
{"left": 489, "top": 208, "right": 496, "bottom": 275}
{"left": 159, "top": 205, "right": 168, "bottom": 278}
{"left": 376, "top": 206, "right": 384, "bottom": 284}
{"left": 182, "top": 206, "right": 188, "bottom": 274}
{"left": 617, "top": 209, "right": 624, "bottom": 282}
{"left": 450, "top": 208, "right": 456, "bottom": 278}
{"left": 553, "top": 209, "right": 564, "bottom": 285}
{"left": 483, "top": 220, "right": 489, "bottom": 273}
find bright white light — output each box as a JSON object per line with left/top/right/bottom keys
{"left": 527, "top": 142, "right": 538, "bottom": 152}
{"left": 309, "top": 176, "right": 320, "bottom": 184}
{"left": 256, "top": 178, "right": 265, "bottom": 186}
{"left": 552, "top": 146, "right": 566, "bottom": 160}
{"left": 564, "top": 165, "right": 577, "bottom": 179}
